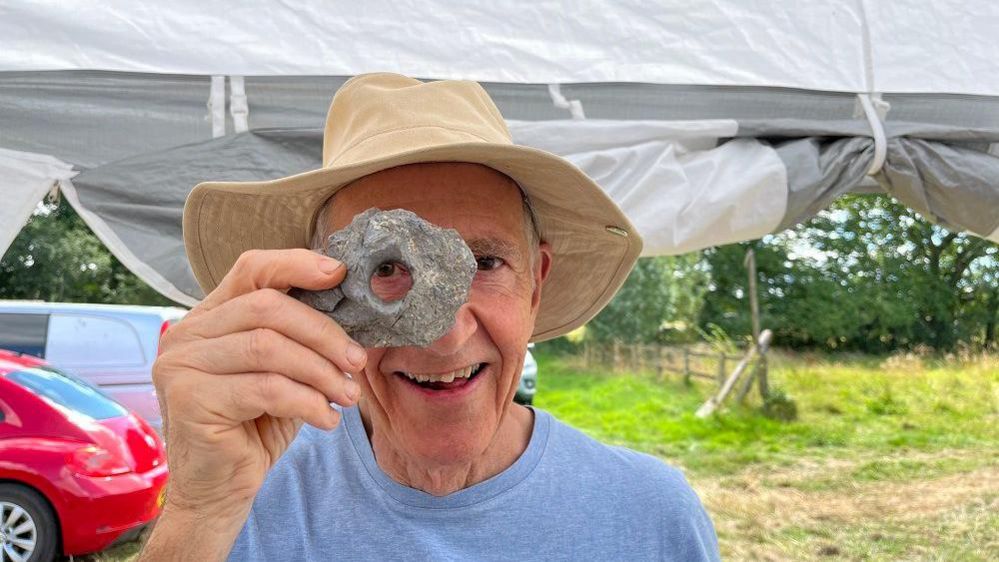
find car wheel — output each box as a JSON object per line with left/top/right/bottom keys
{"left": 0, "top": 484, "right": 58, "bottom": 562}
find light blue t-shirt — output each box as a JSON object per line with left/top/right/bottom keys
{"left": 228, "top": 406, "right": 720, "bottom": 561}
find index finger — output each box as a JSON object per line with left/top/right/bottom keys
{"left": 197, "top": 248, "right": 346, "bottom": 313}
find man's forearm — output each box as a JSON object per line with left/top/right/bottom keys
{"left": 138, "top": 505, "right": 248, "bottom": 562}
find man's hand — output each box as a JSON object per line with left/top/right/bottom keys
{"left": 139, "top": 249, "right": 366, "bottom": 561}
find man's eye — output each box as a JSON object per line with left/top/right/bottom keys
{"left": 375, "top": 262, "right": 404, "bottom": 277}
{"left": 475, "top": 256, "right": 504, "bottom": 271}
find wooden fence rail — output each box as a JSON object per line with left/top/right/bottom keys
{"left": 577, "top": 341, "right": 743, "bottom": 386}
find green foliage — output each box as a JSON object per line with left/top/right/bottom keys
{"left": 698, "top": 194, "right": 998, "bottom": 352}
{"left": 585, "top": 254, "right": 708, "bottom": 344}
{"left": 0, "top": 202, "right": 173, "bottom": 305}
{"left": 793, "top": 194, "right": 998, "bottom": 351}
{"left": 695, "top": 322, "right": 740, "bottom": 354}
{"left": 761, "top": 388, "right": 798, "bottom": 421}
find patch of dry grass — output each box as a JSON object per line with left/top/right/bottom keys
{"left": 697, "top": 450, "right": 998, "bottom": 560}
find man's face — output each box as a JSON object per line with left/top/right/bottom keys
{"left": 328, "top": 163, "right": 551, "bottom": 467}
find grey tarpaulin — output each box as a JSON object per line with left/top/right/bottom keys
{"left": 3, "top": 72, "right": 999, "bottom": 305}
{"left": 772, "top": 137, "right": 874, "bottom": 230}
{"left": 745, "top": 121, "right": 999, "bottom": 233}
{"left": 70, "top": 129, "right": 324, "bottom": 300}
{"left": 881, "top": 138, "right": 999, "bottom": 235}
{"left": 8, "top": 72, "right": 999, "bottom": 168}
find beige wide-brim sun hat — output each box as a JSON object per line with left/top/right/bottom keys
{"left": 184, "top": 73, "right": 642, "bottom": 342}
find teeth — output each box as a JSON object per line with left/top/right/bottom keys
{"left": 402, "top": 363, "right": 481, "bottom": 383}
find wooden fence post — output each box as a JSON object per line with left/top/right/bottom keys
{"left": 613, "top": 340, "right": 622, "bottom": 372}
{"left": 745, "top": 248, "right": 770, "bottom": 399}
{"left": 683, "top": 347, "right": 691, "bottom": 384}
{"left": 657, "top": 347, "right": 666, "bottom": 379}
{"left": 717, "top": 354, "right": 727, "bottom": 387}
{"left": 736, "top": 362, "right": 758, "bottom": 403}
{"left": 696, "top": 330, "right": 773, "bottom": 418}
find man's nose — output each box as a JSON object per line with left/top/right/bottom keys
{"left": 425, "top": 303, "right": 476, "bottom": 355}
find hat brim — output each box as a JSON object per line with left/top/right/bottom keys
{"left": 184, "top": 142, "right": 642, "bottom": 342}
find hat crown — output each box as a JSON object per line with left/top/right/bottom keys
{"left": 323, "top": 73, "right": 513, "bottom": 167}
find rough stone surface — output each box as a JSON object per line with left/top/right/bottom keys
{"left": 292, "top": 208, "right": 477, "bottom": 348}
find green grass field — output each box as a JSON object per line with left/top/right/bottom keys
{"left": 83, "top": 351, "right": 997, "bottom": 561}
{"left": 533, "top": 350, "right": 998, "bottom": 561}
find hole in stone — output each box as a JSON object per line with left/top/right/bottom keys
{"left": 370, "top": 261, "right": 412, "bottom": 303}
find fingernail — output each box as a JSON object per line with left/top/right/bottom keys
{"left": 318, "top": 258, "right": 343, "bottom": 274}
{"left": 346, "top": 380, "right": 361, "bottom": 401}
{"left": 347, "top": 342, "right": 367, "bottom": 367}
{"left": 326, "top": 408, "right": 341, "bottom": 430}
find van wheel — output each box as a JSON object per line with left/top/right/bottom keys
{"left": 0, "top": 484, "right": 58, "bottom": 562}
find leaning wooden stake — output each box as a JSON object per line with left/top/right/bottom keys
{"left": 696, "top": 330, "right": 772, "bottom": 418}
{"left": 736, "top": 361, "right": 760, "bottom": 403}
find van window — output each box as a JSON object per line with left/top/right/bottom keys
{"left": 0, "top": 313, "right": 49, "bottom": 358}
{"left": 8, "top": 366, "right": 127, "bottom": 420}
{"left": 45, "top": 314, "right": 145, "bottom": 368}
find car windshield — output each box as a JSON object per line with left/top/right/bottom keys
{"left": 7, "top": 366, "right": 127, "bottom": 420}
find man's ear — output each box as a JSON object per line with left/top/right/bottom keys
{"left": 531, "top": 242, "right": 553, "bottom": 310}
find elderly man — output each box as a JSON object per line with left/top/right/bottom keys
{"left": 139, "top": 74, "right": 719, "bottom": 561}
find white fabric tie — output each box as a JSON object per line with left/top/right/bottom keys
{"left": 230, "top": 76, "right": 249, "bottom": 133}
{"left": 209, "top": 75, "right": 226, "bottom": 138}
{"left": 547, "top": 84, "right": 585, "bottom": 119}
{"left": 856, "top": 93, "right": 889, "bottom": 176}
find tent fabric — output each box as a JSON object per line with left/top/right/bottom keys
{"left": 772, "top": 137, "right": 873, "bottom": 231}
{"left": 4, "top": 1, "right": 999, "bottom": 95}
{"left": 771, "top": 135, "right": 999, "bottom": 236}
{"left": 0, "top": 71, "right": 214, "bottom": 169}
{"left": 69, "top": 129, "right": 325, "bottom": 304}
{"left": 57, "top": 177, "right": 197, "bottom": 306}
{"left": 0, "top": 148, "right": 76, "bottom": 253}
{"left": 7, "top": 72, "right": 999, "bottom": 171}
{"left": 3, "top": 69, "right": 998, "bottom": 305}
{"left": 513, "top": 123, "right": 788, "bottom": 256}
{"left": 880, "top": 139, "right": 999, "bottom": 236}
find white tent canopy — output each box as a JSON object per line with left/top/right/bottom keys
{"left": 2, "top": 1, "right": 998, "bottom": 307}
{"left": 5, "top": 1, "right": 999, "bottom": 95}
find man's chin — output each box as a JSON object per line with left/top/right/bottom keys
{"left": 396, "top": 403, "right": 501, "bottom": 465}
{"left": 400, "top": 423, "right": 494, "bottom": 465}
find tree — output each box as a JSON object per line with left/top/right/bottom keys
{"left": 0, "top": 202, "right": 174, "bottom": 306}
{"left": 700, "top": 194, "right": 999, "bottom": 352}
{"left": 799, "top": 194, "right": 998, "bottom": 350}
{"left": 586, "top": 253, "right": 708, "bottom": 343}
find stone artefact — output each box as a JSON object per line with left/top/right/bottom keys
{"left": 292, "top": 208, "right": 477, "bottom": 348}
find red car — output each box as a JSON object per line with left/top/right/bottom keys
{"left": 0, "top": 349, "right": 167, "bottom": 561}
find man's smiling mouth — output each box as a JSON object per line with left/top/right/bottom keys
{"left": 395, "top": 363, "right": 486, "bottom": 391}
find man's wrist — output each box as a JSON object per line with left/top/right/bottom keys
{"left": 138, "top": 502, "right": 249, "bottom": 562}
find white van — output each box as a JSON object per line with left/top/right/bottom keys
{"left": 0, "top": 301, "right": 187, "bottom": 433}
